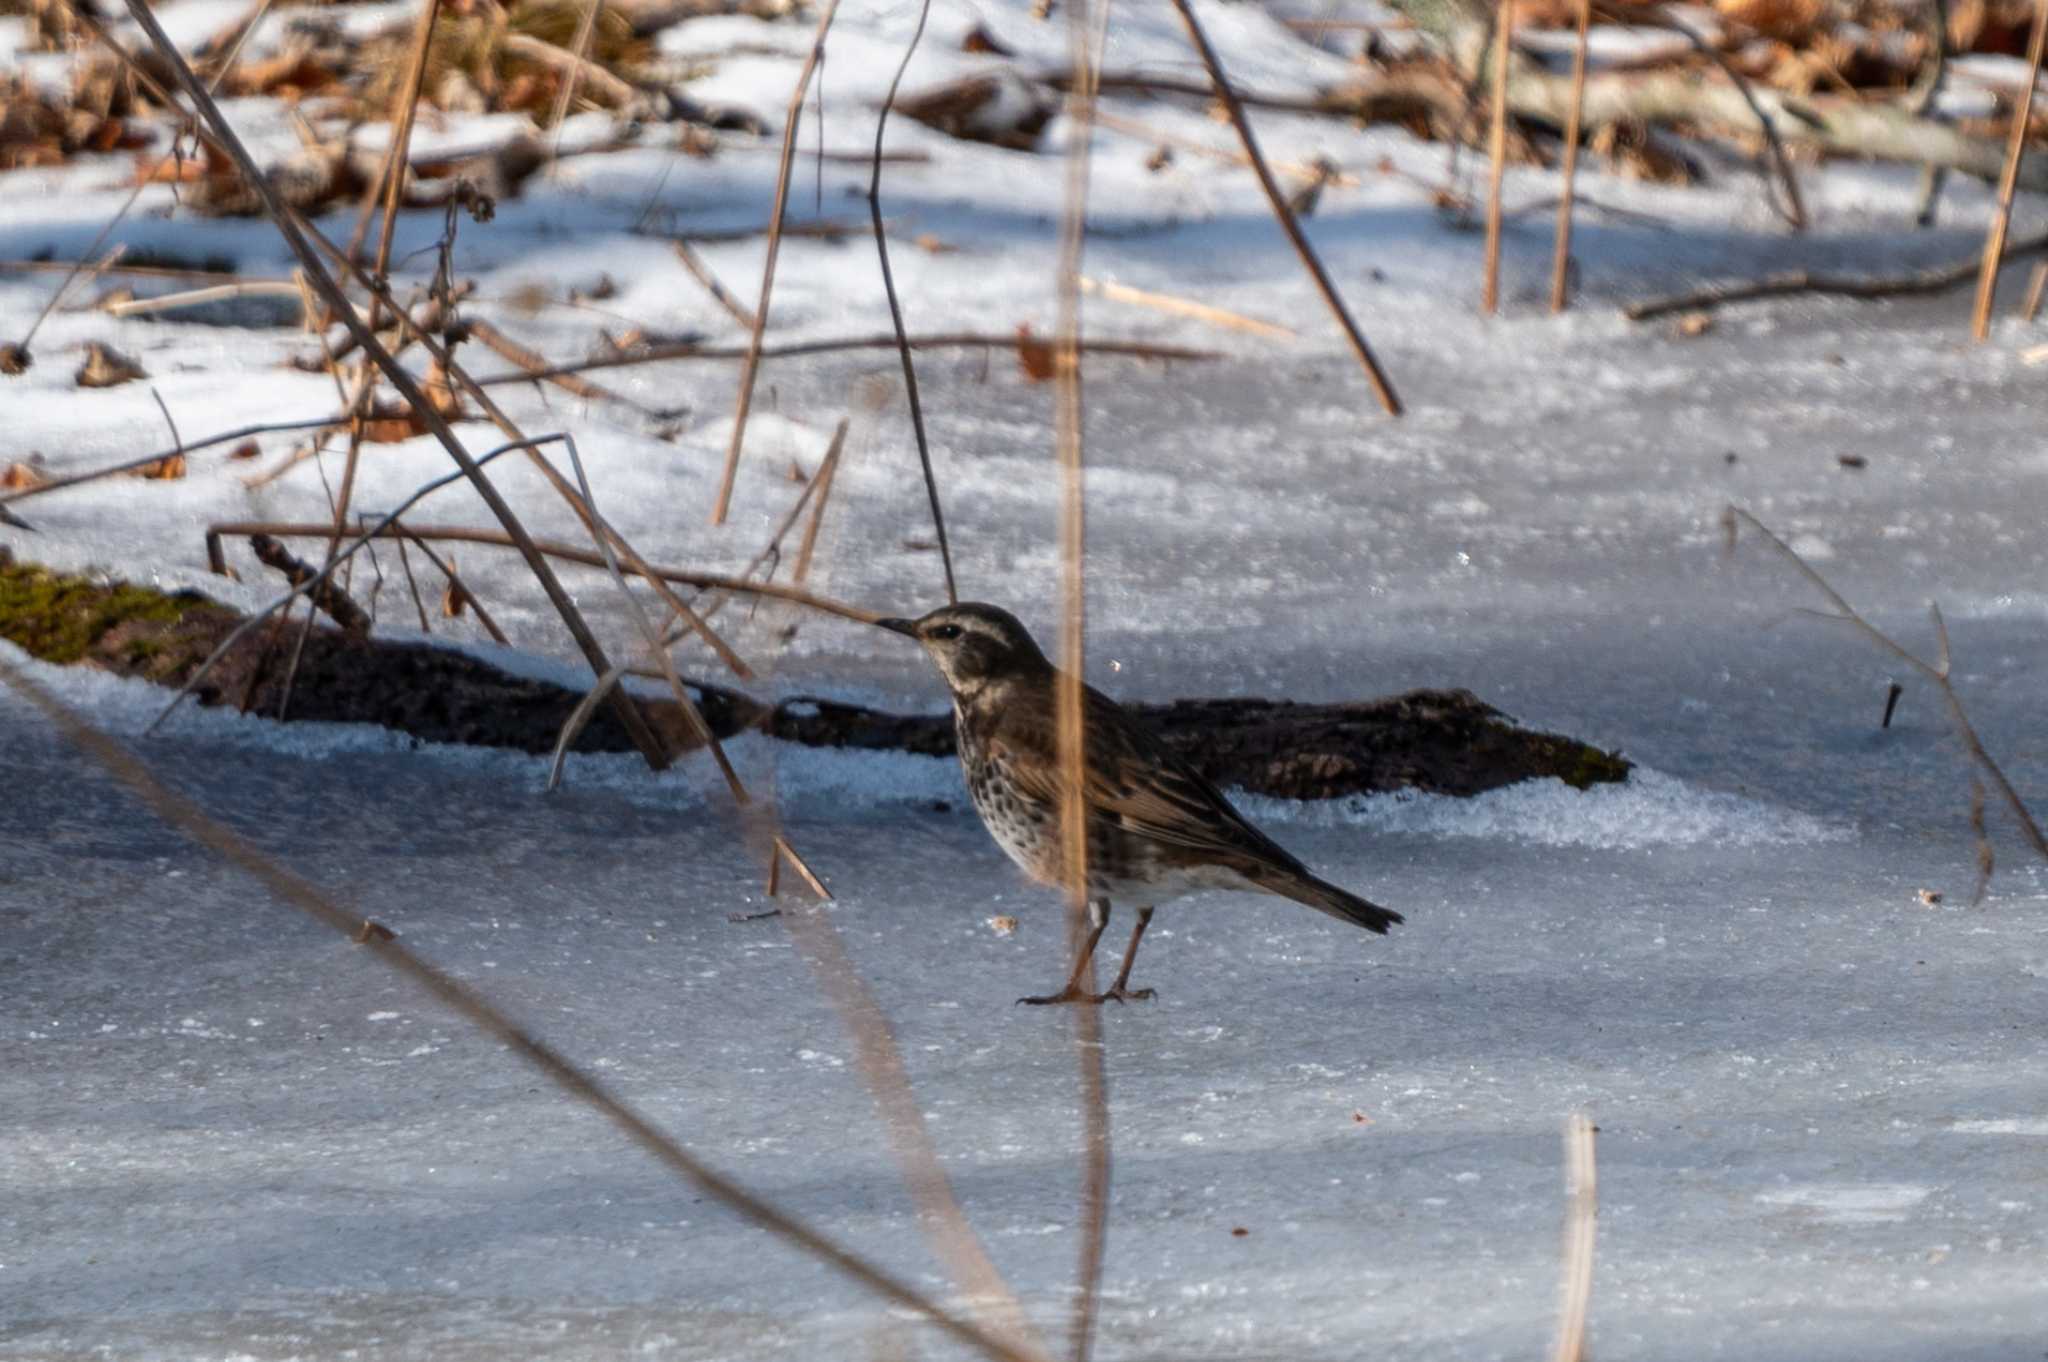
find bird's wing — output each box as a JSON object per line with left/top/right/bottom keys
{"left": 990, "top": 684, "right": 1311, "bottom": 876}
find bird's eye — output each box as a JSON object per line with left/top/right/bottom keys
{"left": 930, "top": 624, "right": 963, "bottom": 641}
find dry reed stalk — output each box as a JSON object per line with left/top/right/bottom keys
{"left": 477, "top": 332, "right": 1222, "bottom": 386}
{"left": 1053, "top": 5, "right": 1113, "bottom": 1360}
{"left": 0, "top": 653, "right": 1040, "bottom": 1362}
{"left": 1971, "top": 0, "right": 2048, "bottom": 340}
{"left": 1167, "top": 0, "right": 1403, "bottom": 415}
{"left": 0, "top": 259, "right": 243, "bottom": 282}
{"left": 344, "top": 0, "right": 441, "bottom": 264}
{"left": 1078, "top": 276, "right": 1296, "bottom": 339}
{"left": 1549, "top": 1113, "right": 1598, "bottom": 1362}
{"left": 1726, "top": 506, "right": 2048, "bottom": 864}
{"left": 0, "top": 418, "right": 337, "bottom": 510}
{"left": 2022, "top": 260, "right": 2048, "bottom": 321}
{"left": 203, "top": 520, "right": 888, "bottom": 625}
{"left": 776, "top": 893, "right": 1048, "bottom": 1356}
{"left": 547, "top": 0, "right": 609, "bottom": 138}
{"left": 671, "top": 239, "right": 759, "bottom": 330}
{"left": 1482, "top": 0, "right": 1513, "bottom": 315}
{"left": 869, "top": 0, "right": 959, "bottom": 605}
{"left": 102, "top": 281, "right": 306, "bottom": 318}
{"left": 562, "top": 435, "right": 749, "bottom": 800}
{"left": 1548, "top": 0, "right": 1592, "bottom": 314}
{"left": 117, "top": 0, "right": 674, "bottom": 770}
{"left": 792, "top": 418, "right": 848, "bottom": 583}
{"left": 712, "top": 0, "right": 844, "bottom": 525}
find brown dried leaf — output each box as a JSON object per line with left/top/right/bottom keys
{"left": 2, "top": 459, "right": 47, "bottom": 489}
{"left": 0, "top": 341, "right": 30, "bottom": 375}
{"left": 76, "top": 341, "right": 147, "bottom": 388}
{"left": 1014, "top": 323, "right": 1063, "bottom": 383}
{"left": 226, "top": 438, "right": 262, "bottom": 461}
{"left": 128, "top": 452, "right": 186, "bottom": 480}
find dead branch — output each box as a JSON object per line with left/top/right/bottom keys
{"left": 0, "top": 417, "right": 338, "bottom": 509}
{"left": 1624, "top": 229, "right": 2048, "bottom": 319}
{"left": 1548, "top": 0, "right": 1590, "bottom": 313}
{"left": 465, "top": 317, "right": 657, "bottom": 412}
{"left": 670, "top": 238, "right": 758, "bottom": 329}
{"left": 249, "top": 533, "right": 371, "bottom": 635}
{"left": 1077, "top": 277, "right": 1296, "bottom": 338}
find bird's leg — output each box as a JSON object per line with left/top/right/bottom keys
{"left": 1018, "top": 898, "right": 1111, "bottom": 1006}
{"left": 1098, "top": 905, "right": 1156, "bottom": 1003}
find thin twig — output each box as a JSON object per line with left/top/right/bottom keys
{"left": 397, "top": 524, "right": 508, "bottom": 644}
{"left": 1482, "top": 0, "right": 1513, "bottom": 315}
{"left": 671, "top": 238, "right": 759, "bottom": 330}
{"left": 1549, "top": 0, "right": 1591, "bottom": 313}
{"left": 869, "top": 0, "right": 958, "bottom": 605}
{"left": 478, "top": 332, "right": 1221, "bottom": 387}
{"left": 0, "top": 654, "right": 1039, "bottom": 1362}
{"left": 21, "top": 244, "right": 127, "bottom": 350}
{"left": 548, "top": 0, "right": 609, "bottom": 143}
{"left": 466, "top": 317, "right": 657, "bottom": 412}
{"left": 0, "top": 418, "right": 338, "bottom": 509}
{"left": 204, "top": 520, "right": 886, "bottom": 626}
{"left": 1726, "top": 506, "right": 2048, "bottom": 865}
{"left": 1971, "top": 0, "right": 2048, "bottom": 339}
{"left": 1624, "top": 230, "right": 2048, "bottom": 320}
{"left": 2022, "top": 259, "right": 2048, "bottom": 322}
{"left": 713, "top": 0, "right": 844, "bottom": 524}
{"left": 102, "top": 281, "right": 305, "bottom": 319}
{"left": 1549, "top": 1113, "right": 1598, "bottom": 1362}
{"left": 1166, "top": 0, "right": 1402, "bottom": 415}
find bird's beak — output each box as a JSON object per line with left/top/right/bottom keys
{"left": 875, "top": 617, "right": 919, "bottom": 638}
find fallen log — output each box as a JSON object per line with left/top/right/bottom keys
{"left": 0, "top": 551, "right": 1629, "bottom": 800}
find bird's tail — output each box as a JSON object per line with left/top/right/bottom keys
{"left": 1257, "top": 870, "right": 1404, "bottom": 935}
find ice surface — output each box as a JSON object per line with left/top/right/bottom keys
{"left": 7, "top": 0, "right": 2048, "bottom": 1357}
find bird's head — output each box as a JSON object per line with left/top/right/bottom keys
{"left": 877, "top": 602, "right": 1052, "bottom": 695}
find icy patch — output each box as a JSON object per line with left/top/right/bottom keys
{"left": 1235, "top": 768, "right": 1849, "bottom": 849}
{"left": 1756, "top": 1183, "right": 1933, "bottom": 1224}
{"left": 1950, "top": 1118, "right": 2048, "bottom": 1135}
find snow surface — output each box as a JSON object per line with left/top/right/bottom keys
{"left": 6, "top": 0, "right": 2048, "bottom": 1357}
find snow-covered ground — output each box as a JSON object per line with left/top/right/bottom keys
{"left": 6, "top": 0, "right": 2048, "bottom": 1357}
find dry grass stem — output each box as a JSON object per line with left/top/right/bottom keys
{"left": 1482, "top": 0, "right": 1513, "bottom": 316}
{"left": 547, "top": 0, "right": 610, "bottom": 144}
{"left": 1548, "top": 0, "right": 1592, "bottom": 313}
{"left": 1053, "top": 6, "right": 1113, "bottom": 1361}
{"left": 869, "top": 0, "right": 959, "bottom": 605}
{"left": 713, "top": 0, "right": 845, "bottom": 525}
{"left": 1077, "top": 277, "right": 1296, "bottom": 339}
{"left": 1726, "top": 506, "right": 2048, "bottom": 866}
{"left": 117, "top": 0, "right": 673, "bottom": 769}
{"left": 1167, "top": 0, "right": 1403, "bottom": 415}
{"left": 1970, "top": 0, "right": 2048, "bottom": 339}
{"left": 671, "top": 238, "right": 759, "bottom": 330}
{"left": 1549, "top": 1113, "right": 1598, "bottom": 1362}
{"left": 0, "top": 655, "right": 1039, "bottom": 1362}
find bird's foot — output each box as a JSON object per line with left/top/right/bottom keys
{"left": 1016, "top": 985, "right": 1156, "bottom": 1006}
